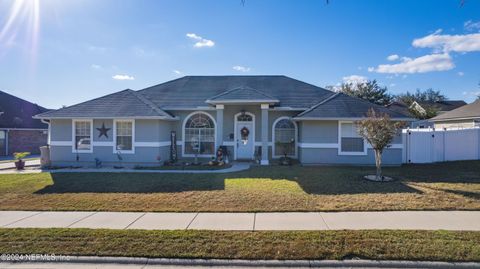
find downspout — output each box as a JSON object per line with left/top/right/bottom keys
{"left": 5, "top": 130, "right": 8, "bottom": 156}
{"left": 41, "top": 119, "right": 51, "bottom": 145}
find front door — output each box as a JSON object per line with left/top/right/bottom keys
{"left": 236, "top": 121, "right": 254, "bottom": 159}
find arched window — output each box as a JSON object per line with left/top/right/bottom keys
{"left": 184, "top": 112, "right": 216, "bottom": 155}
{"left": 273, "top": 118, "right": 297, "bottom": 157}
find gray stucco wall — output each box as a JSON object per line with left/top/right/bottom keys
{"left": 48, "top": 112, "right": 404, "bottom": 166}
{"left": 49, "top": 119, "right": 173, "bottom": 166}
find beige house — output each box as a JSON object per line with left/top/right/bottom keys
{"left": 431, "top": 99, "right": 480, "bottom": 129}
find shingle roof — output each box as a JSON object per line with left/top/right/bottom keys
{"left": 35, "top": 76, "right": 409, "bottom": 120}
{"left": 431, "top": 99, "right": 480, "bottom": 121}
{"left": 385, "top": 101, "right": 413, "bottom": 117}
{"left": 35, "top": 89, "right": 173, "bottom": 119}
{"left": 138, "top": 76, "right": 333, "bottom": 108}
{"left": 417, "top": 100, "right": 467, "bottom": 112}
{"left": 206, "top": 86, "right": 279, "bottom": 104}
{"left": 0, "top": 90, "right": 49, "bottom": 129}
{"left": 295, "top": 93, "right": 413, "bottom": 120}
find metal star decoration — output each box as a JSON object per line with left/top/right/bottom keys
{"left": 96, "top": 123, "right": 111, "bottom": 138}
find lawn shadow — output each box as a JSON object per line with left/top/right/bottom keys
{"left": 35, "top": 173, "right": 225, "bottom": 194}
{"left": 233, "top": 165, "right": 423, "bottom": 195}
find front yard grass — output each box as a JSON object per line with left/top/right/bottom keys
{"left": 0, "top": 160, "right": 479, "bottom": 212}
{"left": 0, "top": 228, "right": 479, "bottom": 261}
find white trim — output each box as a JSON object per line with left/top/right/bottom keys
{"left": 72, "top": 119, "right": 93, "bottom": 153}
{"left": 0, "top": 128, "right": 48, "bottom": 131}
{"left": 272, "top": 116, "right": 298, "bottom": 159}
{"left": 182, "top": 111, "right": 217, "bottom": 158}
{"left": 35, "top": 116, "right": 176, "bottom": 120}
{"left": 367, "top": 144, "right": 403, "bottom": 149}
{"left": 93, "top": 141, "right": 114, "bottom": 147}
{"left": 298, "top": 143, "right": 339, "bottom": 149}
{"left": 113, "top": 119, "right": 135, "bottom": 154}
{"left": 261, "top": 104, "right": 270, "bottom": 109}
{"left": 135, "top": 141, "right": 171, "bottom": 147}
{"left": 338, "top": 121, "right": 367, "bottom": 156}
{"left": 254, "top": 141, "right": 273, "bottom": 146}
{"left": 206, "top": 99, "right": 279, "bottom": 105}
{"left": 431, "top": 116, "right": 480, "bottom": 122}
{"left": 222, "top": 141, "right": 235, "bottom": 146}
{"left": 234, "top": 111, "right": 256, "bottom": 160}
{"left": 294, "top": 117, "right": 416, "bottom": 121}
{"left": 215, "top": 104, "right": 225, "bottom": 109}
{"left": 50, "top": 141, "right": 72, "bottom": 146}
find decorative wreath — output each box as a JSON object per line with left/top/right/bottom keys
{"left": 241, "top": 127, "right": 250, "bottom": 139}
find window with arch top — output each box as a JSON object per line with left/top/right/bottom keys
{"left": 273, "top": 118, "right": 296, "bottom": 157}
{"left": 184, "top": 113, "right": 215, "bottom": 155}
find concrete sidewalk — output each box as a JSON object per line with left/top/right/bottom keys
{"left": 1, "top": 211, "right": 480, "bottom": 231}
{"left": 0, "top": 159, "right": 40, "bottom": 170}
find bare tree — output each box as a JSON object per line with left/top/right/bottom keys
{"left": 357, "top": 109, "right": 406, "bottom": 181}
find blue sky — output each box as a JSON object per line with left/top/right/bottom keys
{"left": 0, "top": 0, "right": 479, "bottom": 109}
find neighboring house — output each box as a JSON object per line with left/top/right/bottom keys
{"left": 34, "top": 76, "right": 412, "bottom": 166}
{"left": 0, "top": 90, "right": 50, "bottom": 156}
{"left": 431, "top": 99, "right": 480, "bottom": 129}
{"left": 386, "top": 100, "right": 467, "bottom": 128}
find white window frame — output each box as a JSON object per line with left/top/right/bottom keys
{"left": 113, "top": 119, "right": 135, "bottom": 154}
{"left": 72, "top": 119, "right": 93, "bottom": 153}
{"left": 272, "top": 116, "right": 298, "bottom": 158}
{"left": 338, "top": 120, "right": 367, "bottom": 156}
{"left": 182, "top": 111, "right": 217, "bottom": 158}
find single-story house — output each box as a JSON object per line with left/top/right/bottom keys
{"left": 34, "top": 76, "right": 412, "bottom": 166}
{"left": 431, "top": 99, "right": 480, "bottom": 129}
{"left": 0, "top": 90, "right": 50, "bottom": 156}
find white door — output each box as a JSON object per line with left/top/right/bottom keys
{"left": 236, "top": 122, "right": 254, "bottom": 159}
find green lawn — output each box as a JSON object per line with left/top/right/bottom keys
{"left": 1, "top": 229, "right": 479, "bottom": 261}
{"left": 0, "top": 161, "right": 479, "bottom": 212}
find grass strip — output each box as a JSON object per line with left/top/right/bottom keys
{"left": 0, "top": 228, "right": 479, "bottom": 261}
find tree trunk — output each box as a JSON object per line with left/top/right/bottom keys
{"left": 374, "top": 150, "right": 382, "bottom": 181}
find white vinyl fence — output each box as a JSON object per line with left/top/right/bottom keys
{"left": 402, "top": 127, "right": 480, "bottom": 164}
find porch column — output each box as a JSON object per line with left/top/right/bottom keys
{"left": 261, "top": 104, "right": 269, "bottom": 165}
{"left": 216, "top": 104, "right": 224, "bottom": 150}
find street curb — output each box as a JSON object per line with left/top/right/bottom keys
{"left": 5, "top": 256, "right": 480, "bottom": 268}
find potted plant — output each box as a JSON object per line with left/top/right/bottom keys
{"left": 13, "top": 152, "right": 30, "bottom": 170}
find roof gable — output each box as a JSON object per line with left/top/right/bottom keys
{"left": 35, "top": 89, "right": 173, "bottom": 119}
{"left": 0, "top": 90, "right": 49, "bottom": 129}
{"left": 296, "top": 93, "right": 413, "bottom": 120}
{"left": 431, "top": 99, "right": 480, "bottom": 121}
{"left": 138, "top": 76, "right": 333, "bottom": 108}
{"left": 206, "top": 86, "right": 279, "bottom": 104}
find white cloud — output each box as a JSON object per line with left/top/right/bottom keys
{"left": 91, "top": 64, "right": 102, "bottom": 70}
{"left": 232, "top": 65, "right": 251, "bottom": 72}
{"left": 370, "top": 53, "right": 454, "bottom": 74}
{"left": 386, "top": 54, "right": 399, "bottom": 61}
{"left": 87, "top": 45, "right": 108, "bottom": 53}
{"left": 457, "top": 71, "right": 464, "bottom": 76}
{"left": 412, "top": 29, "right": 480, "bottom": 53}
{"left": 112, "top": 74, "right": 135, "bottom": 80}
{"left": 186, "top": 33, "right": 215, "bottom": 48}
{"left": 463, "top": 91, "right": 480, "bottom": 98}
{"left": 342, "top": 75, "right": 368, "bottom": 84}
{"left": 464, "top": 20, "right": 480, "bottom": 32}
{"left": 389, "top": 83, "right": 396, "bottom": 87}
{"left": 173, "top": 70, "right": 183, "bottom": 75}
